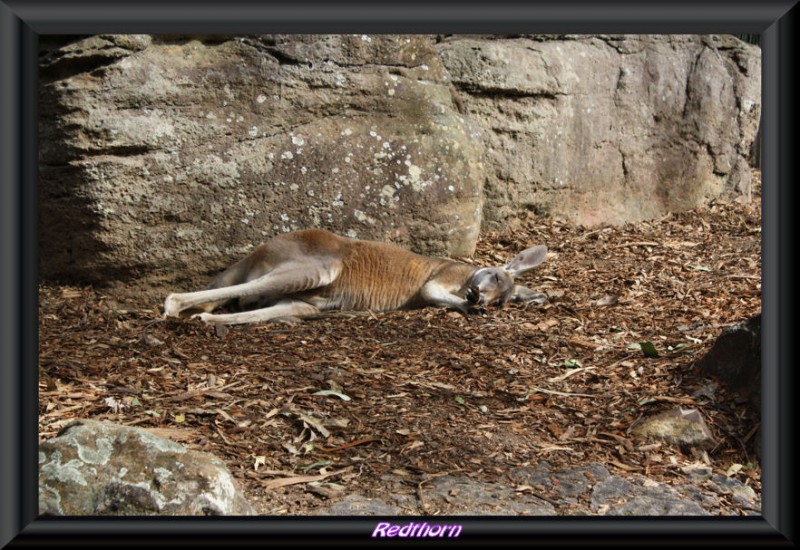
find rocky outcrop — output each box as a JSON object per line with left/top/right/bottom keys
{"left": 38, "top": 34, "right": 760, "bottom": 299}
{"left": 315, "top": 461, "right": 759, "bottom": 516}
{"left": 38, "top": 419, "right": 255, "bottom": 516}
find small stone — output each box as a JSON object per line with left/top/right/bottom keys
{"left": 631, "top": 407, "right": 715, "bottom": 450}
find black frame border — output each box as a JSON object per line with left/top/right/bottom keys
{"left": 1, "top": 1, "right": 796, "bottom": 547}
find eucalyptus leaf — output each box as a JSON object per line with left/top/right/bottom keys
{"left": 639, "top": 341, "right": 660, "bottom": 358}
{"left": 312, "top": 390, "right": 352, "bottom": 401}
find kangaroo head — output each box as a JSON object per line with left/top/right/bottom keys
{"left": 465, "top": 244, "right": 548, "bottom": 306}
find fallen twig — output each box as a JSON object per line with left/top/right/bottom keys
{"left": 262, "top": 467, "right": 352, "bottom": 490}
{"left": 526, "top": 387, "right": 595, "bottom": 398}
{"left": 318, "top": 436, "right": 382, "bottom": 453}
{"left": 547, "top": 367, "right": 597, "bottom": 383}
{"left": 614, "top": 241, "right": 660, "bottom": 248}
{"left": 163, "top": 381, "right": 243, "bottom": 402}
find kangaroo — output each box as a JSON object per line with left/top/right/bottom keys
{"left": 163, "top": 229, "right": 548, "bottom": 326}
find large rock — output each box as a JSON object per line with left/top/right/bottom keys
{"left": 39, "top": 419, "right": 255, "bottom": 516}
{"left": 38, "top": 34, "right": 760, "bottom": 299}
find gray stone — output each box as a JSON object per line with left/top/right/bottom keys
{"left": 509, "top": 461, "right": 611, "bottom": 499}
{"left": 591, "top": 476, "right": 710, "bottom": 516}
{"left": 709, "top": 475, "right": 760, "bottom": 509}
{"left": 631, "top": 407, "right": 716, "bottom": 450}
{"left": 39, "top": 419, "right": 255, "bottom": 516}
{"left": 605, "top": 494, "right": 710, "bottom": 516}
{"left": 421, "top": 474, "right": 556, "bottom": 515}
{"left": 317, "top": 494, "right": 401, "bottom": 516}
{"left": 682, "top": 464, "right": 714, "bottom": 481}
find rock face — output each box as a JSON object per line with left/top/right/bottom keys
{"left": 38, "top": 419, "right": 255, "bottom": 516}
{"left": 38, "top": 34, "right": 760, "bottom": 299}
{"left": 439, "top": 34, "right": 761, "bottom": 227}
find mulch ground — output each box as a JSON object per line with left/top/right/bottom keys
{"left": 38, "top": 174, "right": 762, "bottom": 516}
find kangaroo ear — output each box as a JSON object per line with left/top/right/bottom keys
{"left": 505, "top": 245, "right": 547, "bottom": 278}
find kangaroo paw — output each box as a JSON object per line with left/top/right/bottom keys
{"left": 525, "top": 292, "right": 549, "bottom": 306}
{"left": 191, "top": 312, "right": 216, "bottom": 324}
{"left": 163, "top": 294, "right": 183, "bottom": 318}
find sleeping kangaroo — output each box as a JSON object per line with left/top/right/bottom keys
{"left": 163, "top": 229, "right": 548, "bottom": 326}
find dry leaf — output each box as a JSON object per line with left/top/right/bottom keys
{"left": 594, "top": 294, "right": 618, "bottom": 307}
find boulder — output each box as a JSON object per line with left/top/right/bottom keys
{"left": 38, "top": 419, "right": 255, "bottom": 516}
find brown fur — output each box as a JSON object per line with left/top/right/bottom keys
{"left": 164, "top": 229, "right": 547, "bottom": 326}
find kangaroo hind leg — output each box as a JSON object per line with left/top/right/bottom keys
{"left": 193, "top": 299, "right": 321, "bottom": 326}
{"left": 174, "top": 255, "right": 255, "bottom": 317}
{"left": 163, "top": 258, "right": 341, "bottom": 318}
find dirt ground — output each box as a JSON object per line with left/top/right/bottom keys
{"left": 38, "top": 175, "right": 762, "bottom": 516}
